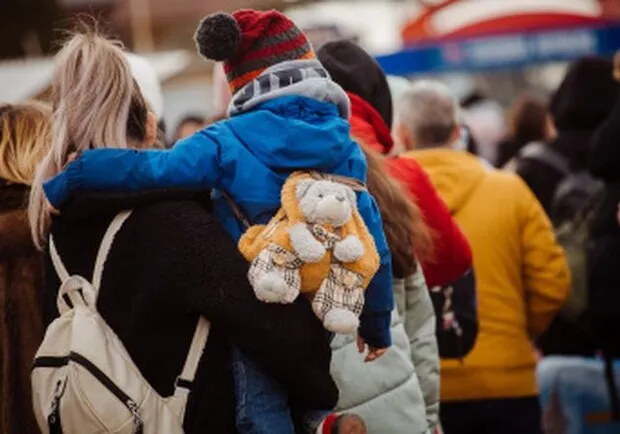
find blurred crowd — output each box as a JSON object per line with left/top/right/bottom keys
{"left": 2, "top": 8, "right": 620, "bottom": 434}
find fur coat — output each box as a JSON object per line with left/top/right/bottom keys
{"left": 0, "top": 184, "right": 44, "bottom": 434}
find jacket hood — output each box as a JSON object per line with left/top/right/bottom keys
{"left": 226, "top": 95, "right": 367, "bottom": 179}
{"left": 406, "top": 149, "right": 486, "bottom": 214}
{"left": 348, "top": 92, "right": 394, "bottom": 155}
{"left": 0, "top": 184, "right": 34, "bottom": 258}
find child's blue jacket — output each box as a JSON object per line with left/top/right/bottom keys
{"left": 44, "top": 95, "right": 394, "bottom": 347}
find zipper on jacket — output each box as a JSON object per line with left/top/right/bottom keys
{"left": 33, "top": 353, "right": 144, "bottom": 434}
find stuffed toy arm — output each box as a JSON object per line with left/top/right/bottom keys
{"left": 289, "top": 223, "right": 326, "bottom": 263}
{"left": 333, "top": 235, "right": 364, "bottom": 263}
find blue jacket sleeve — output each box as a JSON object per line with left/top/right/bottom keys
{"left": 43, "top": 127, "right": 224, "bottom": 208}
{"left": 357, "top": 191, "right": 394, "bottom": 349}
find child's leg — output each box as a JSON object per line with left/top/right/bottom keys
{"left": 294, "top": 410, "right": 367, "bottom": 434}
{"left": 232, "top": 346, "right": 295, "bottom": 434}
{"left": 292, "top": 334, "right": 367, "bottom": 434}
{"left": 293, "top": 409, "right": 330, "bottom": 433}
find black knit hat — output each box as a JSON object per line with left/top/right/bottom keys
{"left": 551, "top": 56, "right": 620, "bottom": 131}
{"left": 317, "top": 40, "right": 393, "bottom": 127}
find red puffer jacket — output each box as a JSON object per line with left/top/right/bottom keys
{"left": 348, "top": 92, "right": 472, "bottom": 288}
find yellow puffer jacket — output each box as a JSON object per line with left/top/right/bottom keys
{"left": 405, "top": 149, "right": 571, "bottom": 402}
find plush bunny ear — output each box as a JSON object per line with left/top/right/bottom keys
{"left": 345, "top": 185, "right": 357, "bottom": 207}
{"left": 295, "top": 179, "right": 314, "bottom": 199}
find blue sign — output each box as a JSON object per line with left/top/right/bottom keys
{"left": 376, "top": 24, "right": 620, "bottom": 76}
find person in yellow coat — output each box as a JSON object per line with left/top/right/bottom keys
{"left": 393, "top": 80, "right": 571, "bottom": 434}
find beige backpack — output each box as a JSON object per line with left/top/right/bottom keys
{"left": 31, "top": 211, "right": 211, "bottom": 433}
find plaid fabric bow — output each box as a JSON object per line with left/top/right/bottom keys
{"left": 310, "top": 224, "right": 342, "bottom": 249}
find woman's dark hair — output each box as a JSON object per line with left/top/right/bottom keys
{"left": 496, "top": 95, "right": 549, "bottom": 167}
{"left": 360, "top": 144, "right": 433, "bottom": 278}
{"left": 551, "top": 56, "right": 620, "bottom": 131}
{"left": 127, "top": 79, "right": 149, "bottom": 144}
{"left": 510, "top": 94, "right": 548, "bottom": 144}
{"left": 173, "top": 115, "right": 206, "bottom": 141}
{"left": 177, "top": 115, "right": 206, "bottom": 127}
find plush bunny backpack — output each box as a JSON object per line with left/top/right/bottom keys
{"left": 237, "top": 171, "right": 380, "bottom": 334}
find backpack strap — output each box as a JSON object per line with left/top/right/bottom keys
{"left": 49, "top": 236, "right": 70, "bottom": 283}
{"left": 307, "top": 171, "right": 367, "bottom": 192}
{"left": 519, "top": 142, "right": 571, "bottom": 177}
{"left": 220, "top": 190, "right": 251, "bottom": 230}
{"left": 173, "top": 317, "right": 211, "bottom": 397}
{"left": 49, "top": 211, "right": 132, "bottom": 291}
{"left": 91, "top": 211, "right": 133, "bottom": 292}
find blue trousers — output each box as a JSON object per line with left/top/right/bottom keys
{"left": 232, "top": 346, "right": 329, "bottom": 434}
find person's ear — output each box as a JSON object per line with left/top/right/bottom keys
{"left": 451, "top": 124, "right": 462, "bottom": 143}
{"left": 144, "top": 112, "right": 158, "bottom": 147}
{"left": 545, "top": 114, "right": 558, "bottom": 142}
{"left": 395, "top": 122, "right": 415, "bottom": 151}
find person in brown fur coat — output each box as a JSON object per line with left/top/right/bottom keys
{"left": 0, "top": 102, "right": 50, "bottom": 434}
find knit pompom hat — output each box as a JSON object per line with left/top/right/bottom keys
{"left": 194, "top": 9, "right": 315, "bottom": 95}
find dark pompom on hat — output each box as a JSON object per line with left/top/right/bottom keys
{"left": 194, "top": 12, "right": 241, "bottom": 62}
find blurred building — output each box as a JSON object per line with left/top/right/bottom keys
{"left": 59, "top": 0, "right": 287, "bottom": 51}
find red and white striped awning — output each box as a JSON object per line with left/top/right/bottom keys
{"left": 402, "top": 0, "right": 615, "bottom": 45}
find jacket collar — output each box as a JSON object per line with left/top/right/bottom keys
{"left": 228, "top": 59, "right": 351, "bottom": 119}
{"left": 405, "top": 148, "right": 486, "bottom": 214}
{"left": 348, "top": 92, "right": 394, "bottom": 155}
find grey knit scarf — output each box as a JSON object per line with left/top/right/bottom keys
{"left": 228, "top": 59, "right": 351, "bottom": 119}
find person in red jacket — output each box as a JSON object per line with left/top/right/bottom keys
{"left": 317, "top": 40, "right": 472, "bottom": 288}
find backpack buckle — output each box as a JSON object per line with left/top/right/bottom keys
{"left": 174, "top": 376, "right": 193, "bottom": 391}
{"left": 56, "top": 276, "right": 97, "bottom": 314}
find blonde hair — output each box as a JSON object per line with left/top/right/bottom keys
{"left": 29, "top": 30, "right": 149, "bottom": 248}
{"left": 0, "top": 101, "right": 51, "bottom": 185}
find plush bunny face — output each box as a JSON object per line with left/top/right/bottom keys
{"left": 296, "top": 179, "right": 357, "bottom": 227}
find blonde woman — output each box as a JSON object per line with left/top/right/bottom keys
{"left": 0, "top": 101, "right": 51, "bottom": 434}
{"left": 29, "top": 31, "right": 337, "bottom": 433}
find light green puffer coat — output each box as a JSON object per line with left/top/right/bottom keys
{"left": 331, "top": 268, "right": 440, "bottom": 434}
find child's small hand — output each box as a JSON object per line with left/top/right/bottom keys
{"left": 48, "top": 199, "right": 60, "bottom": 216}
{"left": 357, "top": 335, "right": 388, "bottom": 363}
{"left": 46, "top": 152, "right": 79, "bottom": 217}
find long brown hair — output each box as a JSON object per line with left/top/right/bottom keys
{"left": 361, "top": 144, "right": 433, "bottom": 278}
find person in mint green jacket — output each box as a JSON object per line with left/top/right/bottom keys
{"left": 331, "top": 147, "right": 439, "bottom": 434}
